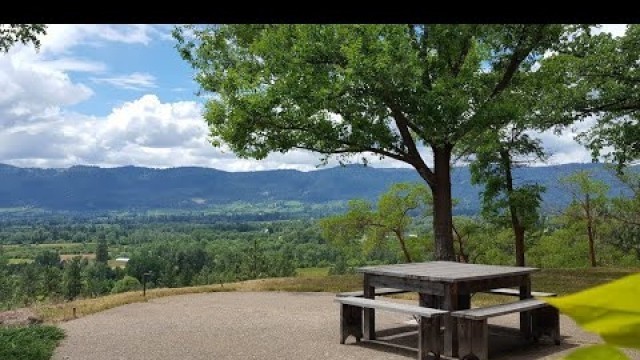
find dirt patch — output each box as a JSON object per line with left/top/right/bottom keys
{"left": 60, "top": 254, "right": 95, "bottom": 261}
{"left": 0, "top": 308, "right": 43, "bottom": 326}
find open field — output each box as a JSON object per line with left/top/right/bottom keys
{"left": 59, "top": 253, "right": 95, "bottom": 261}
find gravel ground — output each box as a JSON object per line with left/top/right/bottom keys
{"left": 53, "top": 292, "right": 639, "bottom": 360}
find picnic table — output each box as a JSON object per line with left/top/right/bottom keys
{"left": 357, "top": 261, "right": 539, "bottom": 357}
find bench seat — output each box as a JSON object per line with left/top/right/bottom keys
{"left": 484, "top": 288, "right": 557, "bottom": 298}
{"left": 452, "top": 299, "right": 560, "bottom": 360}
{"left": 453, "top": 298, "right": 548, "bottom": 320}
{"left": 335, "top": 287, "right": 408, "bottom": 298}
{"left": 335, "top": 296, "right": 448, "bottom": 360}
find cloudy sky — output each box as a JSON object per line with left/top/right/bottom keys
{"left": 0, "top": 24, "right": 628, "bottom": 171}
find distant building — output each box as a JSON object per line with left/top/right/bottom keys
{"left": 115, "top": 257, "right": 130, "bottom": 263}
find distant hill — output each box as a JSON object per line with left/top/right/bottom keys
{"left": 0, "top": 163, "right": 634, "bottom": 214}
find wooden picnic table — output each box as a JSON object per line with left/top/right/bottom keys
{"left": 357, "top": 261, "right": 539, "bottom": 358}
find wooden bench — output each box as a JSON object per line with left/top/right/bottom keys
{"left": 484, "top": 288, "right": 557, "bottom": 298}
{"left": 335, "top": 296, "right": 448, "bottom": 360}
{"left": 452, "top": 299, "right": 560, "bottom": 360}
{"left": 335, "top": 287, "right": 408, "bottom": 298}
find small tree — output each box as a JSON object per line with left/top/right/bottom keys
{"left": 561, "top": 170, "right": 609, "bottom": 267}
{"left": 35, "top": 250, "right": 61, "bottom": 267}
{"left": 96, "top": 236, "right": 109, "bottom": 264}
{"left": 320, "top": 182, "right": 432, "bottom": 263}
{"left": 63, "top": 257, "right": 83, "bottom": 300}
{"left": 469, "top": 128, "right": 546, "bottom": 266}
{"left": 111, "top": 276, "right": 142, "bottom": 294}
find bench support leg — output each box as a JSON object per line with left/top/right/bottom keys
{"left": 340, "top": 304, "right": 362, "bottom": 344}
{"left": 363, "top": 277, "right": 376, "bottom": 340}
{"left": 531, "top": 306, "right": 561, "bottom": 345}
{"left": 419, "top": 316, "right": 442, "bottom": 360}
{"left": 520, "top": 278, "right": 532, "bottom": 339}
{"left": 457, "top": 318, "right": 488, "bottom": 360}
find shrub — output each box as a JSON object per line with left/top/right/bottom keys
{"left": 111, "top": 276, "right": 142, "bottom": 294}
{"left": 0, "top": 325, "right": 65, "bottom": 360}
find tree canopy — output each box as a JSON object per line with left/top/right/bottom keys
{"left": 175, "top": 24, "right": 588, "bottom": 260}
{"left": 0, "top": 24, "right": 46, "bottom": 53}
{"left": 542, "top": 25, "right": 640, "bottom": 169}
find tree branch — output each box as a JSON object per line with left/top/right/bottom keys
{"left": 490, "top": 25, "right": 547, "bottom": 99}
{"left": 383, "top": 98, "right": 436, "bottom": 184}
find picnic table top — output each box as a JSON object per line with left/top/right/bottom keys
{"left": 357, "top": 261, "right": 538, "bottom": 283}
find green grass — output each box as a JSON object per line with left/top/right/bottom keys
{"left": 7, "top": 258, "right": 34, "bottom": 265}
{"left": 296, "top": 267, "right": 330, "bottom": 277}
{"left": 0, "top": 325, "right": 65, "bottom": 360}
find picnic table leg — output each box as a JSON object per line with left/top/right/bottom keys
{"left": 443, "top": 284, "right": 461, "bottom": 358}
{"left": 520, "top": 276, "right": 532, "bottom": 339}
{"left": 419, "top": 293, "right": 439, "bottom": 308}
{"left": 363, "top": 274, "right": 376, "bottom": 340}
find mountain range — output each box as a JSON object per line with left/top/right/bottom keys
{"left": 0, "top": 163, "right": 633, "bottom": 215}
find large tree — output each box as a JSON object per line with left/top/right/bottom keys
{"left": 0, "top": 24, "right": 46, "bottom": 53}
{"left": 175, "top": 24, "right": 580, "bottom": 260}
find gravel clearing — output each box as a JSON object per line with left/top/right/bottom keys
{"left": 53, "top": 292, "right": 639, "bottom": 360}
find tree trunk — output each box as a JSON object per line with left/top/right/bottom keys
{"left": 501, "top": 150, "right": 526, "bottom": 267}
{"left": 452, "top": 224, "right": 469, "bottom": 263}
{"left": 430, "top": 146, "right": 456, "bottom": 261}
{"left": 585, "top": 194, "right": 597, "bottom": 267}
{"left": 514, "top": 225, "right": 526, "bottom": 267}
{"left": 395, "top": 231, "right": 413, "bottom": 263}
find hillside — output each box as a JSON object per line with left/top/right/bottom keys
{"left": 0, "top": 163, "right": 633, "bottom": 214}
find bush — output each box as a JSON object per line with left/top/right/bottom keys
{"left": 111, "top": 276, "right": 142, "bottom": 294}
{"left": 0, "top": 325, "right": 65, "bottom": 360}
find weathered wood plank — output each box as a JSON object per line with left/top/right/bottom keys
{"left": 443, "top": 284, "right": 459, "bottom": 357}
{"left": 458, "top": 275, "right": 530, "bottom": 294}
{"left": 419, "top": 316, "right": 442, "bottom": 360}
{"left": 358, "top": 261, "right": 538, "bottom": 282}
{"left": 531, "top": 306, "right": 561, "bottom": 345}
{"left": 335, "top": 287, "right": 408, "bottom": 298}
{"left": 457, "top": 317, "right": 472, "bottom": 359}
{"left": 363, "top": 275, "right": 375, "bottom": 341}
{"left": 451, "top": 299, "right": 548, "bottom": 320}
{"left": 471, "top": 319, "right": 489, "bottom": 360}
{"left": 340, "top": 303, "right": 362, "bottom": 344}
{"left": 367, "top": 274, "right": 446, "bottom": 296}
{"left": 335, "top": 297, "right": 449, "bottom": 317}
{"left": 520, "top": 277, "right": 532, "bottom": 338}
{"left": 485, "top": 288, "right": 557, "bottom": 297}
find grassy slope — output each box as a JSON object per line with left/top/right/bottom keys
{"left": 35, "top": 267, "right": 637, "bottom": 323}
{"left": 0, "top": 326, "right": 65, "bottom": 360}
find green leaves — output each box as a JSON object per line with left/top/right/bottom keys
{"left": 319, "top": 182, "right": 432, "bottom": 262}
{"left": 0, "top": 24, "right": 46, "bottom": 53}
{"left": 562, "top": 345, "right": 629, "bottom": 360}
{"left": 175, "top": 24, "right": 579, "bottom": 164}
{"left": 546, "top": 273, "right": 640, "bottom": 350}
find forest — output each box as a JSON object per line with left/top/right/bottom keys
{"left": 1, "top": 168, "right": 638, "bottom": 310}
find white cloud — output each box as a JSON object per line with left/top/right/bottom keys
{"left": 0, "top": 92, "right": 598, "bottom": 171}
{"left": 36, "top": 24, "right": 159, "bottom": 55}
{"left": 596, "top": 24, "right": 627, "bottom": 37}
{"left": 91, "top": 72, "right": 157, "bottom": 90}
{"left": 0, "top": 24, "right": 603, "bottom": 172}
{"left": 0, "top": 54, "right": 93, "bottom": 128}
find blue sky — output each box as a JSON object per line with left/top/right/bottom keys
{"left": 0, "top": 24, "right": 628, "bottom": 171}
{"left": 67, "top": 32, "right": 200, "bottom": 116}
